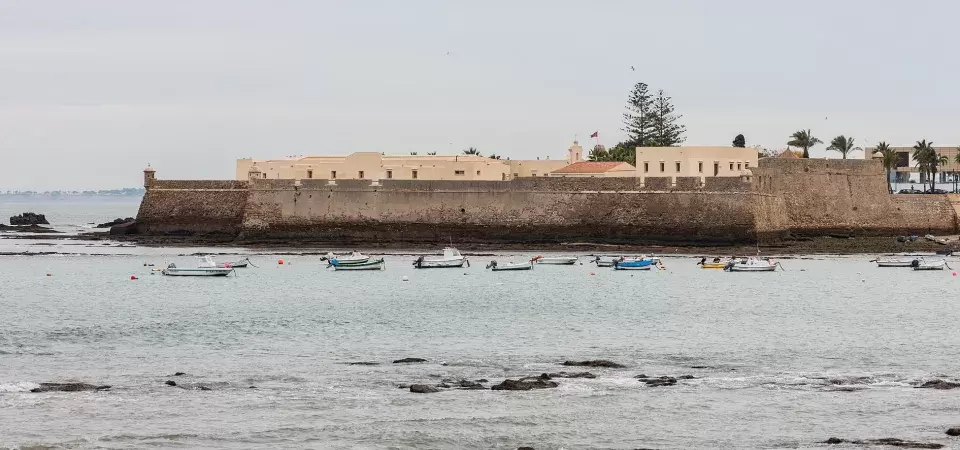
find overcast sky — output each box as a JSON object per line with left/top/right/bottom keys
{"left": 1, "top": 0, "right": 958, "bottom": 190}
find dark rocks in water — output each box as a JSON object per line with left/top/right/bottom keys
{"left": 546, "top": 372, "right": 596, "bottom": 379}
{"left": 562, "top": 360, "right": 626, "bottom": 368}
{"left": 30, "top": 382, "right": 110, "bottom": 393}
{"left": 410, "top": 384, "right": 440, "bottom": 394}
{"left": 437, "top": 383, "right": 451, "bottom": 388}
{"left": 689, "top": 365, "right": 711, "bottom": 369}
{"left": 396, "top": 384, "right": 410, "bottom": 389}
{"left": 678, "top": 375, "right": 696, "bottom": 380}
{"left": 249, "top": 386, "right": 257, "bottom": 389}
{"left": 109, "top": 220, "right": 138, "bottom": 236}
{"left": 165, "top": 380, "right": 177, "bottom": 387}
{"left": 636, "top": 375, "right": 678, "bottom": 387}
{"left": 518, "top": 447, "right": 536, "bottom": 450}
{"left": 347, "top": 362, "right": 380, "bottom": 366}
{"left": 821, "top": 437, "right": 943, "bottom": 448}
{"left": 393, "top": 357, "right": 427, "bottom": 364}
{"left": 946, "top": 428, "right": 960, "bottom": 436}
{"left": 197, "top": 386, "right": 212, "bottom": 391}
{"left": 457, "top": 380, "right": 486, "bottom": 390}
{"left": 475, "top": 379, "right": 489, "bottom": 383}
{"left": 95, "top": 217, "right": 134, "bottom": 228}
{"left": 0, "top": 223, "right": 60, "bottom": 233}
{"left": 174, "top": 372, "right": 186, "bottom": 376}
{"left": 10, "top": 212, "right": 49, "bottom": 225}
{"left": 917, "top": 379, "right": 960, "bottom": 390}
{"left": 491, "top": 378, "right": 559, "bottom": 391}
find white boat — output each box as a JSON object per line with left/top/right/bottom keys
{"left": 413, "top": 248, "right": 469, "bottom": 268}
{"left": 591, "top": 256, "right": 616, "bottom": 267}
{"left": 911, "top": 258, "right": 949, "bottom": 271}
{"left": 532, "top": 255, "right": 578, "bottom": 265}
{"left": 219, "top": 257, "right": 255, "bottom": 268}
{"left": 162, "top": 257, "right": 235, "bottom": 277}
{"left": 875, "top": 256, "right": 915, "bottom": 268}
{"left": 330, "top": 258, "right": 385, "bottom": 271}
{"left": 324, "top": 251, "right": 370, "bottom": 264}
{"left": 485, "top": 261, "right": 533, "bottom": 271}
{"left": 723, "top": 257, "right": 780, "bottom": 272}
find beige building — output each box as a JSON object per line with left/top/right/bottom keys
{"left": 864, "top": 145, "right": 960, "bottom": 184}
{"left": 237, "top": 141, "right": 586, "bottom": 181}
{"left": 635, "top": 146, "right": 758, "bottom": 183}
{"left": 550, "top": 161, "right": 636, "bottom": 177}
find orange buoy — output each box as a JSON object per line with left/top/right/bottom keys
{"left": 590, "top": 272, "right": 595, "bottom": 276}
{"left": 278, "top": 259, "right": 284, "bottom": 265}
{"left": 130, "top": 275, "right": 138, "bottom": 280}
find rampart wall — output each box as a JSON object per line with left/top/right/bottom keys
{"left": 134, "top": 159, "right": 958, "bottom": 246}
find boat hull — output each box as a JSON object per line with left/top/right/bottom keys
{"left": 162, "top": 268, "right": 234, "bottom": 277}
{"left": 536, "top": 257, "right": 577, "bottom": 265}
{"left": 331, "top": 259, "right": 385, "bottom": 271}
{"left": 700, "top": 263, "right": 727, "bottom": 269}
{"left": 414, "top": 259, "right": 467, "bottom": 268}
{"left": 726, "top": 266, "right": 777, "bottom": 272}
{"left": 876, "top": 260, "right": 913, "bottom": 267}
{"left": 595, "top": 261, "right": 615, "bottom": 267}
{"left": 489, "top": 262, "right": 533, "bottom": 271}
{"left": 614, "top": 265, "right": 651, "bottom": 271}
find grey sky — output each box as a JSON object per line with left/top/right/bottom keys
{"left": 1, "top": 0, "right": 958, "bottom": 190}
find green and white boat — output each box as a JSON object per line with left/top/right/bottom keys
{"left": 329, "top": 258, "right": 385, "bottom": 271}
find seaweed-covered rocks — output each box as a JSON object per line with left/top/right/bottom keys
{"left": 561, "top": 360, "right": 626, "bottom": 368}
{"left": 410, "top": 384, "right": 440, "bottom": 394}
{"left": 821, "top": 437, "right": 943, "bottom": 448}
{"left": 10, "top": 212, "right": 48, "bottom": 225}
{"left": 491, "top": 378, "right": 558, "bottom": 391}
{"left": 917, "top": 379, "right": 960, "bottom": 390}
{"left": 393, "top": 358, "right": 428, "bottom": 364}
{"left": 30, "top": 382, "right": 110, "bottom": 393}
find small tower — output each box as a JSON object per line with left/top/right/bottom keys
{"left": 143, "top": 165, "right": 156, "bottom": 188}
{"left": 248, "top": 164, "right": 263, "bottom": 180}
{"left": 567, "top": 140, "right": 583, "bottom": 164}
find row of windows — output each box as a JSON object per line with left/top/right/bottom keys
{"left": 305, "top": 169, "right": 485, "bottom": 180}
{"left": 641, "top": 161, "right": 750, "bottom": 173}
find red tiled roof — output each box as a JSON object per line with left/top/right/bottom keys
{"left": 778, "top": 150, "right": 801, "bottom": 159}
{"left": 552, "top": 161, "right": 634, "bottom": 174}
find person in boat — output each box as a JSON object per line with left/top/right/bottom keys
{"left": 712, "top": 257, "right": 721, "bottom": 263}
{"left": 697, "top": 257, "right": 706, "bottom": 265}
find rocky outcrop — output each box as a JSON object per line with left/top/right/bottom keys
{"left": 347, "top": 362, "right": 380, "bottom": 366}
{"left": 109, "top": 220, "right": 138, "bottom": 235}
{"left": 10, "top": 212, "right": 49, "bottom": 225}
{"left": 546, "top": 372, "right": 596, "bottom": 379}
{"left": 562, "top": 360, "right": 626, "bottom": 368}
{"left": 491, "top": 378, "right": 558, "bottom": 391}
{"left": 916, "top": 379, "right": 960, "bottom": 390}
{"left": 821, "top": 437, "right": 943, "bottom": 448}
{"left": 96, "top": 217, "right": 135, "bottom": 228}
{"left": 946, "top": 428, "right": 960, "bottom": 437}
{"left": 410, "top": 384, "right": 440, "bottom": 394}
{"left": 636, "top": 375, "right": 677, "bottom": 387}
{"left": 393, "top": 358, "right": 427, "bottom": 364}
{"left": 30, "top": 382, "right": 110, "bottom": 392}
{"left": 0, "top": 224, "right": 59, "bottom": 233}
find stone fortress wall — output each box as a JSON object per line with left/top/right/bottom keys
{"left": 134, "top": 158, "right": 958, "bottom": 246}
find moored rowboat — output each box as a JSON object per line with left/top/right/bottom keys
{"left": 413, "top": 248, "right": 469, "bottom": 268}
{"left": 329, "top": 258, "right": 385, "bottom": 271}
{"left": 531, "top": 255, "right": 578, "bottom": 265}
{"left": 485, "top": 261, "right": 533, "bottom": 271}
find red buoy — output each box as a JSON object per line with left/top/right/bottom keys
{"left": 130, "top": 275, "right": 138, "bottom": 280}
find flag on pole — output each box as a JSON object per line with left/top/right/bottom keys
{"left": 590, "top": 131, "right": 598, "bottom": 138}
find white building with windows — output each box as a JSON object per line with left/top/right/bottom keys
{"left": 635, "top": 146, "right": 759, "bottom": 184}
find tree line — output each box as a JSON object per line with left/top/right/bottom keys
{"left": 589, "top": 82, "right": 687, "bottom": 162}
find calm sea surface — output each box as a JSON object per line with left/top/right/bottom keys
{"left": 2, "top": 198, "right": 960, "bottom": 449}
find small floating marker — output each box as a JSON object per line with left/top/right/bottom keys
{"left": 130, "top": 275, "right": 138, "bottom": 280}
{"left": 401, "top": 276, "right": 409, "bottom": 282}
{"left": 46, "top": 273, "right": 52, "bottom": 277}
{"left": 953, "top": 272, "right": 957, "bottom": 276}
{"left": 277, "top": 259, "right": 284, "bottom": 265}
{"left": 590, "top": 272, "right": 595, "bottom": 276}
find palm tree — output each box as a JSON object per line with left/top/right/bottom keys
{"left": 426, "top": 151, "right": 437, "bottom": 155}
{"left": 912, "top": 140, "right": 940, "bottom": 192}
{"left": 953, "top": 147, "right": 960, "bottom": 192}
{"left": 826, "top": 135, "right": 860, "bottom": 159}
{"left": 588, "top": 144, "right": 608, "bottom": 161}
{"left": 787, "top": 129, "right": 822, "bottom": 158}
{"left": 874, "top": 141, "right": 897, "bottom": 193}
{"left": 462, "top": 147, "right": 481, "bottom": 156}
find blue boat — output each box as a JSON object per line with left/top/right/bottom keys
{"left": 613, "top": 259, "right": 658, "bottom": 270}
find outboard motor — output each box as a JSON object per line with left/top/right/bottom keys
{"left": 485, "top": 261, "right": 498, "bottom": 270}
{"left": 413, "top": 256, "right": 424, "bottom": 268}
{"left": 697, "top": 257, "right": 706, "bottom": 265}
{"left": 723, "top": 261, "right": 735, "bottom": 271}
{"left": 910, "top": 259, "right": 920, "bottom": 268}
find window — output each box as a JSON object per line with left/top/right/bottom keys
{"left": 330, "top": 171, "right": 337, "bottom": 179}
{"left": 307, "top": 170, "right": 313, "bottom": 179}
{"left": 358, "top": 171, "right": 365, "bottom": 179}
{"left": 412, "top": 170, "right": 418, "bottom": 179}
{"left": 643, "top": 162, "right": 649, "bottom": 173}
{"left": 513, "top": 173, "right": 519, "bottom": 178}
{"left": 737, "top": 163, "right": 742, "bottom": 170}
{"left": 744, "top": 162, "right": 750, "bottom": 169}
{"left": 455, "top": 170, "right": 465, "bottom": 176}
{"left": 262, "top": 173, "right": 267, "bottom": 179}
{"left": 386, "top": 170, "right": 392, "bottom": 179}
{"left": 729, "top": 163, "right": 734, "bottom": 171}
{"left": 659, "top": 162, "right": 665, "bottom": 172}
{"left": 675, "top": 162, "right": 681, "bottom": 172}
{"left": 476, "top": 170, "right": 480, "bottom": 176}
{"left": 698, "top": 162, "right": 703, "bottom": 173}
{"left": 713, "top": 163, "right": 719, "bottom": 176}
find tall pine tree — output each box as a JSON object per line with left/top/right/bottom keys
{"left": 649, "top": 90, "right": 686, "bottom": 146}
{"left": 622, "top": 82, "right": 654, "bottom": 147}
